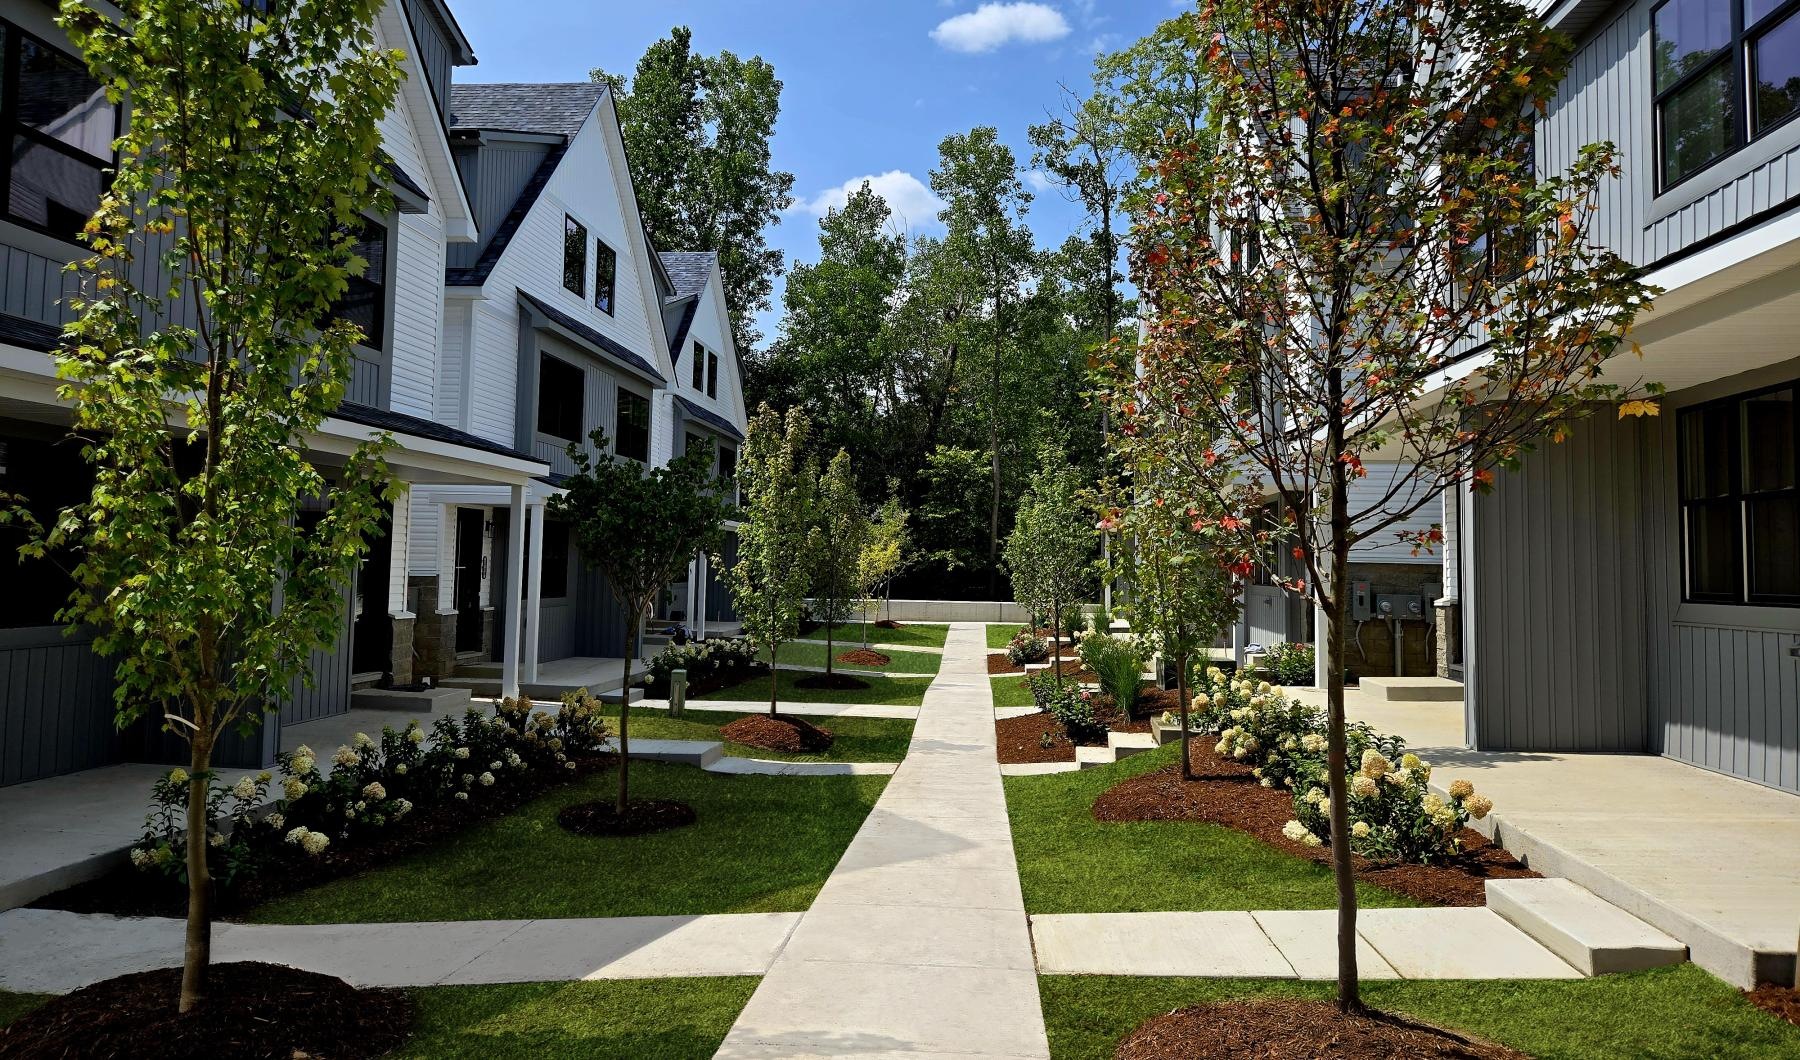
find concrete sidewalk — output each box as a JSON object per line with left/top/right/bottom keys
{"left": 1294, "top": 687, "right": 1800, "bottom": 989}
{"left": 0, "top": 908, "right": 798, "bottom": 993}
{"left": 716, "top": 622, "right": 1051, "bottom": 1059}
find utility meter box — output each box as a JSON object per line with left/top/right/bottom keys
{"left": 1375, "top": 593, "right": 1426, "bottom": 621}
{"left": 1351, "top": 580, "right": 1374, "bottom": 621}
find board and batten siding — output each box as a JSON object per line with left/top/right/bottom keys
{"left": 1542, "top": 1, "right": 1800, "bottom": 271}
{"left": 0, "top": 628, "right": 119, "bottom": 786}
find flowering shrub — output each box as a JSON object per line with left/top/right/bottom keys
{"left": 1006, "top": 630, "right": 1049, "bottom": 666}
{"left": 1027, "top": 670, "right": 1109, "bottom": 743}
{"left": 1078, "top": 630, "right": 1145, "bottom": 709}
{"left": 1286, "top": 748, "right": 1492, "bottom": 864}
{"left": 1259, "top": 641, "right": 1315, "bottom": 686}
{"left": 130, "top": 768, "right": 272, "bottom": 888}
{"left": 646, "top": 637, "right": 760, "bottom": 691}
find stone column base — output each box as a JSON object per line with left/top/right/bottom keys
{"left": 1434, "top": 602, "right": 1460, "bottom": 679}
{"left": 407, "top": 576, "right": 459, "bottom": 679}
{"left": 389, "top": 614, "right": 416, "bottom": 686}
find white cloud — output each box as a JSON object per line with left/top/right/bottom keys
{"left": 791, "top": 171, "right": 946, "bottom": 231}
{"left": 1022, "top": 169, "right": 1056, "bottom": 193}
{"left": 931, "top": 3, "right": 1071, "bottom": 53}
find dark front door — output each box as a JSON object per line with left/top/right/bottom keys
{"left": 454, "top": 507, "right": 486, "bottom": 653}
{"left": 351, "top": 503, "right": 394, "bottom": 678}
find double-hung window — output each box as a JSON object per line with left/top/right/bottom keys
{"left": 563, "top": 215, "right": 586, "bottom": 297}
{"left": 537, "top": 353, "right": 585, "bottom": 442}
{"left": 1679, "top": 382, "right": 1799, "bottom": 606}
{"left": 1, "top": 22, "right": 118, "bottom": 243}
{"left": 333, "top": 217, "right": 390, "bottom": 352}
{"left": 706, "top": 350, "right": 719, "bottom": 398}
{"left": 615, "top": 387, "right": 650, "bottom": 462}
{"left": 691, "top": 341, "right": 706, "bottom": 389}
{"left": 1653, "top": 0, "right": 1800, "bottom": 192}
{"left": 594, "top": 239, "right": 616, "bottom": 314}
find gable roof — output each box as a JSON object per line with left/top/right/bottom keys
{"left": 517, "top": 289, "right": 666, "bottom": 385}
{"left": 444, "top": 143, "right": 565, "bottom": 287}
{"left": 675, "top": 394, "right": 744, "bottom": 443}
{"left": 658, "top": 252, "right": 715, "bottom": 298}
{"left": 448, "top": 83, "right": 605, "bottom": 139}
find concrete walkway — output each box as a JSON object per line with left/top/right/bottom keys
{"left": 716, "top": 623, "right": 1051, "bottom": 1059}
{"left": 0, "top": 908, "right": 798, "bottom": 993}
{"left": 1297, "top": 688, "right": 1800, "bottom": 989}
{"left": 626, "top": 698, "right": 920, "bottom": 720}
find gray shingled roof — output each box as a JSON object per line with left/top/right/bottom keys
{"left": 658, "top": 252, "right": 715, "bottom": 298}
{"left": 448, "top": 83, "right": 604, "bottom": 139}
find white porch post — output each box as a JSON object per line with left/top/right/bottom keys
{"left": 436, "top": 503, "right": 457, "bottom": 615}
{"left": 524, "top": 501, "right": 544, "bottom": 685}
{"left": 387, "top": 485, "right": 413, "bottom": 619}
{"left": 1457, "top": 478, "right": 1477, "bottom": 750}
{"left": 694, "top": 552, "right": 709, "bottom": 641}
{"left": 501, "top": 484, "right": 526, "bottom": 699}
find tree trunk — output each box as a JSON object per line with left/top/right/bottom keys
{"left": 988, "top": 290, "right": 1003, "bottom": 600}
{"left": 825, "top": 618, "right": 834, "bottom": 677}
{"left": 179, "top": 731, "right": 215, "bottom": 1014}
{"left": 1326, "top": 507, "right": 1362, "bottom": 1013}
{"left": 1176, "top": 650, "right": 1192, "bottom": 781}
{"left": 617, "top": 616, "right": 634, "bottom": 816}
{"left": 768, "top": 639, "right": 780, "bottom": 717}
{"left": 1050, "top": 592, "right": 1063, "bottom": 690}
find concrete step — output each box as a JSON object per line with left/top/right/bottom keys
{"left": 1486, "top": 878, "right": 1687, "bottom": 976}
{"left": 1358, "top": 676, "right": 1464, "bottom": 703}
{"left": 349, "top": 686, "right": 471, "bottom": 713}
{"left": 623, "top": 739, "right": 723, "bottom": 769}
{"left": 1075, "top": 745, "right": 1115, "bottom": 770}
{"left": 1150, "top": 718, "right": 1186, "bottom": 746}
{"left": 1107, "top": 731, "right": 1157, "bottom": 759}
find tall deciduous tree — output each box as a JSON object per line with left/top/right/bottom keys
{"left": 1115, "top": 0, "right": 1654, "bottom": 1012}
{"left": 808, "top": 449, "right": 867, "bottom": 675}
{"left": 722, "top": 405, "right": 816, "bottom": 714}
{"left": 932, "top": 127, "right": 1037, "bottom": 599}
{"left": 48, "top": 0, "right": 403, "bottom": 1012}
{"left": 1003, "top": 450, "right": 1095, "bottom": 684}
{"left": 857, "top": 496, "right": 910, "bottom": 638}
{"left": 550, "top": 436, "right": 729, "bottom": 816}
{"left": 595, "top": 26, "right": 795, "bottom": 350}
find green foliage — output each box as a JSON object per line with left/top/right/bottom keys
{"left": 807, "top": 449, "right": 867, "bottom": 667}
{"left": 1006, "top": 630, "right": 1049, "bottom": 666}
{"left": 1028, "top": 671, "right": 1107, "bottom": 744}
{"left": 644, "top": 637, "right": 761, "bottom": 692}
{"left": 1004, "top": 449, "right": 1095, "bottom": 663}
{"left": 720, "top": 406, "right": 816, "bottom": 712}
{"left": 1077, "top": 630, "right": 1145, "bottom": 710}
{"left": 913, "top": 445, "right": 992, "bottom": 580}
{"left": 1261, "top": 641, "right": 1316, "bottom": 686}
{"left": 856, "top": 496, "right": 910, "bottom": 630}
{"left": 594, "top": 27, "right": 794, "bottom": 350}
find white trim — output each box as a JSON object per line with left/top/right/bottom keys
{"left": 501, "top": 484, "right": 526, "bottom": 699}
{"left": 524, "top": 500, "right": 544, "bottom": 684}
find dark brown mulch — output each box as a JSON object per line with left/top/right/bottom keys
{"left": 995, "top": 711, "right": 1076, "bottom": 763}
{"left": 34, "top": 753, "right": 616, "bottom": 920}
{"left": 795, "top": 672, "right": 872, "bottom": 691}
{"left": 558, "top": 798, "right": 697, "bottom": 837}
{"left": 1115, "top": 998, "right": 1528, "bottom": 1059}
{"left": 988, "top": 652, "right": 1024, "bottom": 675}
{"left": 1091, "top": 742, "right": 1538, "bottom": 906}
{"left": 1747, "top": 984, "right": 1800, "bottom": 1028}
{"left": 874, "top": 619, "right": 904, "bottom": 629}
{"left": 1133, "top": 685, "right": 1183, "bottom": 720}
{"left": 837, "top": 648, "right": 892, "bottom": 667}
{"left": 645, "top": 662, "right": 769, "bottom": 699}
{"left": 720, "top": 713, "right": 835, "bottom": 753}
{"left": 0, "top": 961, "right": 413, "bottom": 1060}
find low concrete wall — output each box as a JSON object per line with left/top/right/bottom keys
{"left": 841, "top": 599, "right": 1101, "bottom": 624}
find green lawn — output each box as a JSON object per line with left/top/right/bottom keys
{"left": 246, "top": 762, "right": 885, "bottom": 924}
{"left": 986, "top": 623, "right": 1031, "bottom": 650}
{"left": 1039, "top": 967, "right": 1800, "bottom": 1060}
{"left": 706, "top": 669, "right": 934, "bottom": 707}
{"left": 807, "top": 621, "right": 948, "bottom": 649}
{"left": 762, "top": 640, "right": 942, "bottom": 674}
{"left": 1004, "top": 742, "right": 1423, "bottom": 913}
{"left": 991, "top": 673, "right": 1036, "bottom": 708}
{"left": 399, "top": 978, "right": 758, "bottom": 1059}
{"left": 0, "top": 991, "right": 49, "bottom": 1027}
{"left": 623, "top": 706, "right": 913, "bottom": 762}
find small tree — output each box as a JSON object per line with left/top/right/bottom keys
{"left": 550, "top": 436, "right": 729, "bottom": 816}
{"left": 1118, "top": 0, "right": 1654, "bottom": 1012}
{"left": 25, "top": 0, "right": 405, "bottom": 1013}
{"left": 722, "top": 405, "right": 816, "bottom": 714}
{"left": 857, "top": 497, "right": 910, "bottom": 640}
{"left": 808, "top": 449, "right": 867, "bottom": 674}
{"left": 1003, "top": 450, "right": 1094, "bottom": 685}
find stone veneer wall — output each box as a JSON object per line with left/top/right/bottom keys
{"left": 408, "top": 576, "right": 458, "bottom": 679}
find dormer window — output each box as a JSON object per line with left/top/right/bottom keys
{"left": 594, "top": 239, "right": 616, "bottom": 314}
{"left": 1653, "top": 0, "right": 1800, "bottom": 192}
{"left": 691, "top": 342, "right": 706, "bottom": 389}
{"left": 2, "top": 23, "right": 118, "bottom": 244}
{"left": 563, "top": 215, "right": 586, "bottom": 296}
{"left": 706, "top": 350, "right": 719, "bottom": 398}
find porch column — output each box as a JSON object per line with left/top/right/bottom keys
{"left": 387, "top": 486, "right": 416, "bottom": 685}
{"left": 524, "top": 500, "right": 544, "bottom": 685}
{"left": 694, "top": 552, "right": 709, "bottom": 641}
{"left": 501, "top": 484, "right": 526, "bottom": 700}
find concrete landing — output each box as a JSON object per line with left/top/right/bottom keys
{"left": 1358, "top": 676, "right": 1464, "bottom": 702}
{"left": 624, "top": 739, "right": 723, "bottom": 768}
{"left": 350, "top": 685, "right": 471, "bottom": 712}
{"left": 0, "top": 908, "right": 799, "bottom": 992}
{"left": 1486, "top": 877, "right": 1687, "bottom": 976}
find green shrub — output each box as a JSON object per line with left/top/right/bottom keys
{"left": 1078, "top": 630, "right": 1145, "bottom": 711}
{"left": 646, "top": 637, "right": 760, "bottom": 690}
{"left": 1026, "top": 670, "right": 1108, "bottom": 744}
{"left": 1007, "top": 630, "right": 1049, "bottom": 666}
{"left": 1261, "top": 641, "right": 1315, "bottom": 686}
{"left": 1288, "top": 748, "right": 1493, "bottom": 864}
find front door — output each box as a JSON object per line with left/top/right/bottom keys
{"left": 351, "top": 503, "right": 394, "bottom": 678}
{"left": 454, "top": 507, "right": 486, "bottom": 653}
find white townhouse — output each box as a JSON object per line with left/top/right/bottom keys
{"left": 405, "top": 82, "right": 747, "bottom": 699}
{"left": 0, "top": 0, "right": 553, "bottom": 785}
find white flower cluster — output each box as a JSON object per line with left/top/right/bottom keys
{"left": 1281, "top": 819, "right": 1322, "bottom": 847}
{"left": 333, "top": 745, "right": 360, "bottom": 768}
{"left": 284, "top": 826, "right": 331, "bottom": 855}
{"left": 362, "top": 781, "right": 387, "bottom": 801}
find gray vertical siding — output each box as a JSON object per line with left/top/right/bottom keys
{"left": 0, "top": 628, "right": 119, "bottom": 786}
{"left": 1543, "top": 1, "right": 1800, "bottom": 271}
{"left": 447, "top": 142, "right": 551, "bottom": 272}
{"left": 400, "top": 0, "right": 456, "bottom": 123}
{"left": 282, "top": 580, "right": 357, "bottom": 726}
{"left": 1471, "top": 414, "right": 1651, "bottom": 753}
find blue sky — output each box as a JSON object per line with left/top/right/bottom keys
{"left": 449, "top": 0, "right": 1181, "bottom": 344}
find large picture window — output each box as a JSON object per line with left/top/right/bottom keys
{"left": 332, "top": 216, "right": 389, "bottom": 352}
{"left": 594, "top": 239, "right": 616, "bottom": 314}
{"left": 563, "top": 215, "right": 586, "bottom": 297}
{"left": 1653, "top": 0, "right": 1800, "bottom": 191}
{"left": 691, "top": 342, "right": 706, "bottom": 389}
{"left": 615, "top": 387, "right": 650, "bottom": 462}
{"left": 1679, "top": 382, "right": 1799, "bottom": 606}
{"left": 1, "top": 22, "right": 118, "bottom": 243}
{"left": 536, "top": 353, "right": 584, "bottom": 442}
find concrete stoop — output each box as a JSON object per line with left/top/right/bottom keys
{"left": 1358, "top": 676, "right": 1464, "bottom": 702}
{"left": 1075, "top": 732, "right": 1158, "bottom": 770}
{"left": 349, "top": 686, "right": 471, "bottom": 713}
{"left": 1485, "top": 878, "right": 1687, "bottom": 976}
{"left": 623, "top": 739, "right": 723, "bottom": 769}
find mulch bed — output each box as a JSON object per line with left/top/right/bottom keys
{"left": 645, "top": 662, "right": 769, "bottom": 699}
{"left": 837, "top": 648, "right": 892, "bottom": 667}
{"left": 988, "top": 652, "right": 1024, "bottom": 675}
{"left": 0, "top": 961, "right": 414, "bottom": 1060}
{"left": 33, "top": 754, "right": 615, "bottom": 920}
{"left": 720, "top": 713, "right": 835, "bottom": 753}
{"left": 558, "top": 798, "right": 697, "bottom": 837}
{"left": 795, "top": 672, "right": 871, "bottom": 691}
{"left": 994, "top": 697, "right": 1149, "bottom": 764}
{"left": 1091, "top": 742, "right": 1538, "bottom": 906}
{"left": 874, "top": 619, "right": 904, "bottom": 629}
{"left": 1133, "top": 685, "right": 1183, "bottom": 720}
{"left": 1748, "top": 984, "right": 1800, "bottom": 1028}
{"left": 1115, "top": 998, "right": 1527, "bottom": 1059}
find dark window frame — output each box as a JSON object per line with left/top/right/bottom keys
{"left": 562, "top": 214, "right": 586, "bottom": 297}
{"left": 717, "top": 444, "right": 738, "bottom": 504}
{"left": 1677, "top": 378, "right": 1800, "bottom": 607}
{"left": 614, "top": 385, "right": 650, "bottom": 462}
{"left": 535, "top": 352, "right": 585, "bottom": 442}
{"left": 332, "top": 214, "right": 391, "bottom": 354}
{"left": 0, "top": 19, "right": 120, "bottom": 245}
{"left": 706, "top": 350, "right": 719, "bottom": 398}
{"left": 594, "top": 238, "right": 616, "bottom": 315}
{"left": 1652, "top": 0, "right": 1800, "bottom": 194}
{"left": 539, "top": 519, "right": 570, "bottom": 600}
{"left": 691, "top": 341, "right": 706, "bottom": 389}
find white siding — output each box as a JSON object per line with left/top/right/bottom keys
{"left": 389, "top": 210, "right": 444, "bottom": 418}
{"left": 1349, "top": 462, "right": 1442, "bottom": 564}
{"left": 673, "top": 269, "right": 750, "bottom": 436}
